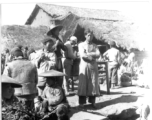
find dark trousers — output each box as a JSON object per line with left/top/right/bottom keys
{"left": 56, "top": 58, "right": 64, "bottom": 87}
{"left": 79, "top": 96, "right": 96, "bottom": 105}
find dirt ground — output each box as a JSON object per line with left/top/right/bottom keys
{"left": 66, "top": 80, "right": 150, "bottom": 120}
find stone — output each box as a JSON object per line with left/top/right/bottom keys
{"left": 69, "top": 109, "right": 109, "bottom": 120}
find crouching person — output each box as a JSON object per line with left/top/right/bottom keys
{"left": 2, "top": 75, "right": 22, "bottom": 104}
{"left": 2, "top": 75, "right": 22, "bottom": 120}
{"left": 34, "top": 71, "right": 70, "bottom": 120}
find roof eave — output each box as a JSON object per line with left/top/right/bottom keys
{"left": 25, "top": 5, "right": 40, "bottom": 25}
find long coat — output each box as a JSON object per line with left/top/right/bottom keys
{"left": 77, "top": 41, "right": 100, "bottom": 96}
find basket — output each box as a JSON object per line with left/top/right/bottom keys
{"left": 121, "top": 81, "right": 132, "bottom": 87}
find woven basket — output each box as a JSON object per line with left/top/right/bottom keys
{"left": 121, "top": 81, "right": 132, "bottom": 87}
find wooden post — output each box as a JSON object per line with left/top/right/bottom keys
{"left": 105, "top": 62, "right": 110, "bottom": 94}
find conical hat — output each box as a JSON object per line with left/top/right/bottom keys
{"left": 47, "top": 25, "right": 63, "bottom": 36}
{"left": 1, "top": 75, "right": 22, "bottom": 88}
{"left": 38, "top": 69, "right": 66, "bottom": 77}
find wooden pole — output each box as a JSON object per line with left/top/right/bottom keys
{"left": 105, "top": 62, "right": 110, "bottom": 94}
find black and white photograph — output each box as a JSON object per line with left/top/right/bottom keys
{"left": 1, "top": 1, "right": 152, "bottom": 120}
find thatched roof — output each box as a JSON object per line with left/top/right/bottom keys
{"left": 78, "top": 19, "right": 139, "bottom": 50}
{"left": 1, "top": 25, "right": 48, "bottom": 51}
{"left": 26, "top": 3, "right": 126, "bottom": 25}
{"left": 25, "top": 3, "right": 148, "bottom": 51}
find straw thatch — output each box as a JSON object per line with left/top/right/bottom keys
{"left": 1, "top": 25, "right": 48, "bottom": 51}
{"left": 78, "top": 19, "right": 140, "bottom": 49}
{"left": 25, "top": 3, "right": 147, "bottom": 51}
{"left": 26, "top": 3, "right": 125, "bottom": 25}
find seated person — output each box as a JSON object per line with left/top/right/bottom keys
{"left": 34, "top": 76, "right": 70, "bottom": 120}
{"left": 2, "top": 75, "right": 22, "bottom": 120}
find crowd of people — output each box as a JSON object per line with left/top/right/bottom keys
{"left": 1, "top": 24, "right": 150, "bottom": 120}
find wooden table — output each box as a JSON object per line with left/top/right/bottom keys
{"left": 97, "top": 61, "right": 110, "bottom": 94}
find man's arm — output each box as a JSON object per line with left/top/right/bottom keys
{"left": 48, "top": 52, "right": 57, "bottom": 69}
{"left": 78, "top": 43, "right": 87, "bottom": 58}
{"left": 87, "top": 45, "right": 100, "bottom": 59}
{"left": 34, "top": 51, "right": 45, "bottom": 68}
{"left": 65, "top": 43, "right": 76, "bottom": 59}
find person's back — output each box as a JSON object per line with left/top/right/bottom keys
{"left": 103, "top": 41, "right": 120, "bottom": 88}
{"left": 5, "top": 59, "right": 38, "bottom": 96}
{"left": 104, "top": 47, "right": 119, "bottom": 64}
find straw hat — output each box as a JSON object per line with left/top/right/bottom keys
{"left": 47, "top": 24, "right": 63, "bottom": 36}
{"left": 41, "top": 36, "right": 56, "bottom": 45}
{"left": 38, "top": 69, "right": 66, "bottom": 77}
{"left": 2, "top": 75, "right": 22, "bottom": 88}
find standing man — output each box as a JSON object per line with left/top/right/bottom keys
{"left": 1, "top": 48, "right": 10, "bottom": 74}
{"left": 35, "top": 36, "right": 57, "bottom": 96}
{"left": 47, "top": 24, "right": 67, "bottom": 87}
{"left": 4, "top": 48, "right": 11, "bottom": 65}
{"left": 103, "top": 41, "right": 120, "bottom": 89}
{"left": 3, "top": 47, "right": 38, "bottom": 109}
{"left": 62, "top": 36, "right": 77, "bottom": 95}
{"left": 23, "top": 46, "right": 29, "bottom": 59}
{"left": 78, "top": 29, "right": 100, "bottom": 108}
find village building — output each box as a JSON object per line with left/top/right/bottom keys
{"left": 25, "top": 3, "right": 132, "bottom": 52}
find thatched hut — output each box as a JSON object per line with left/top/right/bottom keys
{"left": 25, "top": 3, "right": 147, "bottom": 52}
{"left": 1, "top": 25, "right": 48, "bottom": 51}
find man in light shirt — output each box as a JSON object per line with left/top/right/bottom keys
{"left": 34, "top": 36, "right": 57, "bottom": 95}
{"left": 103, "top": 41, "right": 120, "bottom": 89}
{"left": 62, "top": 36, "right": 77, "bottom": 95}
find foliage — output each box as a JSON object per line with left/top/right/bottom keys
{"left": 2, "top": 101, "right": 41, "bottom": 120}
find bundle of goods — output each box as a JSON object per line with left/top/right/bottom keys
{"left": 120, "top": 73, "right": 132, "bottom": 87}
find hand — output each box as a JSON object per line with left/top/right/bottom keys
{"left": 56, "top": 40, "right": 60, "bottom": 46}
{"left": 48, "top": 106, "right": 53, "bottom": 112}
{"left": 84, "top": 49, "right": 87, "bottom": 53}
{"left": 40, "top": 53, "right": 45, "bottom": 59}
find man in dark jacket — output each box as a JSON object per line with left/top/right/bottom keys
{"left": 47, "top": 24, "right": 67, "bottom": 87}
{"left": 3, "top": 47, "right": 38, "bottom": 109}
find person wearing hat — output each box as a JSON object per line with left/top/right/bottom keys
{"left": 3, "top": 46, "right": 38, "bottom": 109}
{"left": 62, "top": 36, "right": 78, "bottom": 95}
{"left": 1, "top": 75, "right": 22, "bottom": 120}
{"left": 34, "top": 36, "right": 57, "bottom": 96}
{"left": 2, "top": 75, "right": 22, "bottom": 120}
{"left": 35, "top": 71, "right": 69, "bottom": 120}
{"left": 47, "top": 24, "right": 67, "bottom": 87}
{"left": 2, "top": 75, "right": 22, "bottom": 102}
{"left": 103, "top": 40, "right": 121, "bottom": 89}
